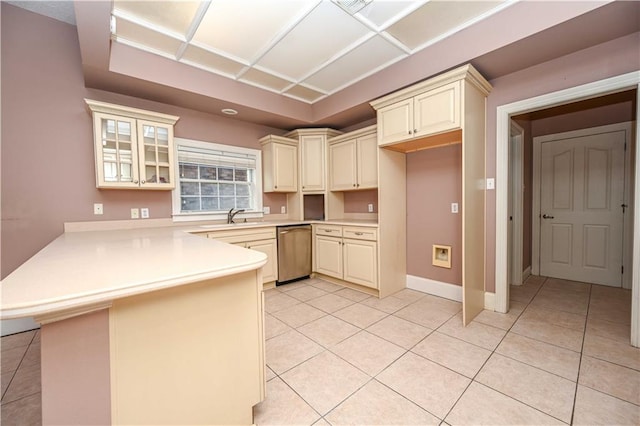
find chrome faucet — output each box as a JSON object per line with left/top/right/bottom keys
{"left": 227, "top": 208, "right": 245, "bottom": 224}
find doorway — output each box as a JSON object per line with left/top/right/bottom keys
{"left": 532, "top": 124, "right": 631, "bottom": 287}
{"left": 495, "top": 72, "right": 640, "bottom": 347}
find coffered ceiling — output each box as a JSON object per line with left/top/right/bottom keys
{"left": 6, "top": 1, "right": 639, "bottom": 129}
{"left": 110, "top": 0, "right": 510, "bottom": 104}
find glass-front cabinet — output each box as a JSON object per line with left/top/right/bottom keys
{"left": 86, "top": 99, "right": 179, "bottom": 190}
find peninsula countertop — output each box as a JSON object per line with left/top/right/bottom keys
{"left": 1, "top": 218, "right": 378, "bottom": 320}
{"left": 0, "top": 226, "right": 267, "bottom": 320}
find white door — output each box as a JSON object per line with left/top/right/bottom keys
{"left": 539, "top": 131, "right": 625, "bottom": 286}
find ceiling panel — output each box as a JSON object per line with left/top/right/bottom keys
{"left": 240, "top": 67, "right": 293, "bottom": 92}
{"left": 115, "top": 18, "right": 184, "bottom": 57}
{"left": 192, "top": 0, "right": 317, "bottom": 63}
{"left": 357, "top": 0, "right": 423, "bottom": 29}
{"left": 304, "top": 35, "right": 405, "bottom": 93}
{"left": 284, "top": 84, "right": 326, "bottom": 103}
{"left": 387, "top": 1, "right": 506, "bottom": 50}
{"left": 256, "top": 1, "right": 371, "bottom": 81}
{"left": 113, "top": 0, "right": 201, "bottom": 37}
{"left": 180, "top": 45, "right": 246, "bottom": 77}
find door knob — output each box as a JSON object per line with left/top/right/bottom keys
{"left": 542, "top": 214, "right": 554, "bottom": 219}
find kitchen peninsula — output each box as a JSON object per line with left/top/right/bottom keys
{"left": 0, "top": 224, "right": 268, "bottom": 425}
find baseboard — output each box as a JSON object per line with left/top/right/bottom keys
{"left": 406, "top": 275, "right": 495, "bottom": 310}
{"left": 484, "top": 292, "right": 496, "bottom": 311}
{"left": 522, "top": 266, "right": 532, "bottom": 281}
{"left": 406, "top": 275, "right": 462, "bottom": 302}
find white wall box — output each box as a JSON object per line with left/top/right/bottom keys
{"left": 328, "top": 125, "right": 378, "bottom": 191}
{"left": 371, "top": 63, "right": 492, "bottom": 324}
{"left": 259, "top": 135, "right": 298, "bottom": 193}
{"left": 85, "top": 99, "right": 179, "bottom": 190}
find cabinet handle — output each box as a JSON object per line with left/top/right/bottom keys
{"left": 355, "top": 232, "right": 363, "bottom": 236}
{"left": 275, "top": 185, "right": 277, "bottom": 189}
{"left": 324, "top": 229, "right": 333, "bottom": 233}
{"left": 134, "top": 180, "right": 138, "bottom": 184}
{"left": 141, "top": 180, "right": 146, "bottom": 184}
{"left": 353, "top": 184, "right": 356, "bottom": 187}
{"left": 408, "top": 130, "right": 412, "bottom": 135}
{"left": 414, "top": 129, "right": 417, "bottom": 134}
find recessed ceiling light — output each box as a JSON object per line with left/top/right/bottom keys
{"left": 221, "top": 108, "right": 238, "bottom": 115}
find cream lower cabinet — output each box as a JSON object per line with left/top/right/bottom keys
{"left": 205, "top": 227, "right": 278, "bottom": 283}
{"left": 314, "top": 225, "right": 378, "bottom": 289}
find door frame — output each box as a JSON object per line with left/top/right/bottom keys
{"left": 494, "top": 70, "right": 640, "bottom": 347}
{"left": 531, "top": 123, "right": 633, "bottom": 287}
{"left": 509, "top": 120, "right": 525, "bottom": 286}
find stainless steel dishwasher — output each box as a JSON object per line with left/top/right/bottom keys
{"left": 276, "top": 225, "right": 312, "bottom": 285}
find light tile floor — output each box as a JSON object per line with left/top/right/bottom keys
{"left": 255, "top": 276, "right": 640, "bottom": 426}
{"left": 1, "top": 276, "right": 639, "bottom": 425}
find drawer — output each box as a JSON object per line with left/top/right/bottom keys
{"left": 314, "top": 224, "right": 343, "bottom": 237}
{"left": 207, "top": 227, "right": 276, "bottom": 244}
{"left": 343, "top": 226, "right": 377, "bottom": 241}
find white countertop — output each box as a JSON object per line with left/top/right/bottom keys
{"left": 0, "top": 218, "right": 378, "bottom": 320}
{"left": 0, "top": 227, "right": 267, "bottom": 320}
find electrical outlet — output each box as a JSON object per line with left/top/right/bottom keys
{"left": 93, "top": 203, "right": 103, "bottom": 215}
{"left": 280, "top": 206, "right": 286, "bottom": 214}
{"left": 141, "top": 208, "right": 149, "bottom": 219}
{"left": 451, "top": 203, "right": 459, "bottom": 213}
{"left": 486, "top": 178, "right": 495, "bottom": 190}
{"left": 368, "top": 203, "right": 374, "bottom": 213}
{"left": 263, "top": 206, "right": 270, "bottom": 215}
{"left": 131, "top": 208, "right": 139, "bottom": 219}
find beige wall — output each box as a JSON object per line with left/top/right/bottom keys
{"left": 0, "top": 6, "right": 283, "bottom": 278}
{"left": 406, "top": 145, "right": 463, "bottom": 285}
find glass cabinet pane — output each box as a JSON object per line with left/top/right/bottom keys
{"left": 157, "top": 127, "right": 169, "bottom": 146}
{"left": 100, "top": 116, "right": 136, "bottom": 184}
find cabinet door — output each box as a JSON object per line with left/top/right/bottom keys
{"left": 314, "top": 235, "right": 343, "bottom": 279}
{"left": 137, "top": 120, "right": 175, "bottom": 189}
{"left": 93, "top": 113, "right": 140, "bottom": 188}
{"left": 414, "top": 81, "right": 461, "bottom": 137}
{"left": 300, "top": 135, "right": 325, "bottom": 192}
{"left": 376, "top": 98, "right": 413, "bottom": 146}
{"left": 329, "top": 140, "right": 357, "bottom": 191}
{"left": 247, "top": 239, "right": 278, "bottom": 283}
{"left": 343, "top": 239, "right": 378, "bottom": 289}
{"left": 356, "top": 133, "right": 378, "bottom": 189}
{"left": 273, "top": 143, "right": 298, "bottom": 192}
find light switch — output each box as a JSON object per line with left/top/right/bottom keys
{"left": 131, "top": 208, "right": 139, "bottom": 219}
{"left": 141, "top": 208, "right": 149, "bottom": 219}
{"left": 368, "top": 203, "right": 374, "bottom": 213}
{"left": 451, "top": 203, "right": 459, "bottom": 213}
{"left": 486, "top": 178, "right": 495, "bottom": 190}
{"left": 280, "top": 206, "right": 286, "bottom": 214}
{"left": 263, "top": 206, "right": 270, "bottom": 215}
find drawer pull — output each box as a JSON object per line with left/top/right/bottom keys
{"left": 355, "top": 232, "right": 364, "bottom": 236}
{"left": 324, "top": 229, "right": 333, "bottom": 233}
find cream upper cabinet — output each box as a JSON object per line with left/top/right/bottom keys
{"left": 85, "top": 100, "right": 179, "bottom": 190}
{"left": 260, "top": 135, "right": 298, "bottom": 193}
{"left": 328, "top": 125, "right": 378, "bottom": 191}
{"left": 299, "top": 135, "right": 326, "bottom": 192}
{"left": 284, "top": 129, "right": 342, "bottom": 193}
{"left": 374, "top": 79, "right": 464, "bottom": 148}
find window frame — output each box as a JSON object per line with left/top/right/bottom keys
{"left": 172, "top": 137, "right": 263, "bottom": 222}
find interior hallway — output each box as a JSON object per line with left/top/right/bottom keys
{"left": 1, "top": 276, "right": 638, "bottom": 425}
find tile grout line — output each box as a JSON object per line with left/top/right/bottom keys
{"left": 1, "top": 331, "right": 38, "bottom": 403}
{"left": 440, "top": 277, "right": 557, "bottom": 423}
{"left": 569, "top": 282, "right": 593, "bottom": 425}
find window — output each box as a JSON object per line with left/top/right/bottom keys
{"left": 172, "top": 138, "right": 262, "bottom": 221}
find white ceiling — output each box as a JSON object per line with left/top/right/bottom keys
{"left": 5, "top": 0, "right": 76, "bottom": 25}
{"left": 111, "top": 0, "right": 511, "bottom": 104}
